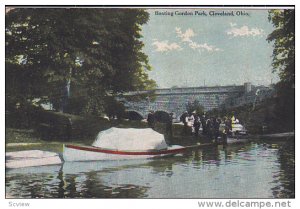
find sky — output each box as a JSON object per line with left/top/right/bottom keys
{"left": 141, "top": 8, "right": 278, "bottom": 88}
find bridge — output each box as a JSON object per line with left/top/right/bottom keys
{"left": 120, "top": 83, "right": 255, "bottom": 119}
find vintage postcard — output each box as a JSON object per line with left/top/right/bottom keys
{"left": 4, "top": 4, "right": 295, "bottom": 206}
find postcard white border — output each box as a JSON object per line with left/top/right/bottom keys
{"left": 1, "top": 1, "right": 298, "bottom": 209}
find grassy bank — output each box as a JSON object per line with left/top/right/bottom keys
{"left": 6, "top": 128, "right": 80, "bottom": 153}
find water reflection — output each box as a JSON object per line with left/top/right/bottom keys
{"left": 58, "top": 162, "right": 152, "bottom": 198}
{"left": 272, "top": 140, "right": 295, "bottom": 198}
{"left": 6, "top": 140, "right": 294, "bottom": 198}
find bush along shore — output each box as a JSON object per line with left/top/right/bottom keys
{"left": 208, "top": 97, "right": 294, "bottom": 135}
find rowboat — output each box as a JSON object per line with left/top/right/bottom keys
{"left": 63, "top": 127, "right": 191, "bottom": 162}
{"left": 63, "top": 144, "right": 186, "bottom": 161}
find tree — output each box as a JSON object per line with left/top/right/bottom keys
{"left": 186, "top": 100, "right": 204, "bottom": 115}
{"left": 267, "top": 9, "right": 295, "bottom": 86}
{"left": 5, "top": 8, "right": 156, "bottom": 116}
{"left": 267, "top": 9, "right": 295, "bottom": 130}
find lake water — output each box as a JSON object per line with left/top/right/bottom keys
{"left": 6, "top": 140, "right": 294, "bottom": 198}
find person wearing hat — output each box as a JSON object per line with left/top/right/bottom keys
{"left": 180, "top": 111, "right": 189, "bottom": 135}
{"left": 201, "top": 113, "right": 207, "bottom": 135}
{"left": 193, "top": 112, "right": 201, "bottom": 137}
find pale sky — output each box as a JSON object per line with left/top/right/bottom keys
{"left": 141, "top": 9, "right": 279, "bottom": 88}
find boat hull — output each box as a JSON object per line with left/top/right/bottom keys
{"left": 63, "top": 144, "right": 186, "bottom": 162}
{"left": 6, "top": 150, "right": 62, "bottom": 169}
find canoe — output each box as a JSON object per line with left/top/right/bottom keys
{"left": 63, "top": 144, "right": 187, "bottom": 162}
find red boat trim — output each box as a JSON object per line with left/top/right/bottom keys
{"left": 65, "top": 144, "right": 187, "bottom": 155}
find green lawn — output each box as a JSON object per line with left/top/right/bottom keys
{"left": 5, "top": 128, "right": 94, "bottom": 153}
{"left": 6, "top": 128, "right": 43, "bottom": 144}
{"left": 6, "top": 143, "right": 63, "bottom": 153}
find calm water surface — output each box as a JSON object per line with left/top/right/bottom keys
{"left": 6, "top": 140, "right": 294, "bottom": 198}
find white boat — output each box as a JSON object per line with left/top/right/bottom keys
{"left": 220, "top": 121, "right": 247, "bottom": 135}
{"left": 63, "top": 127, "right": 186, "bottom": 162}
{"left": 232, "top": 122, "right": 247, "bottom": 135}
{"left": 6, "top": 150, "right": 62, "bottom": 169}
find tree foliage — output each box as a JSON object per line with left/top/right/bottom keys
{"left": 267, "top": 9, "right": 295, "bottom": 86}
{"left": 267, "top": 9, "right": 295, "bottom": 129}
{"left": 6, "top": 8, "right": 156, "bottom": 116}
{"left": 186, "top": 100, "right": 204, "bottom": 115}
